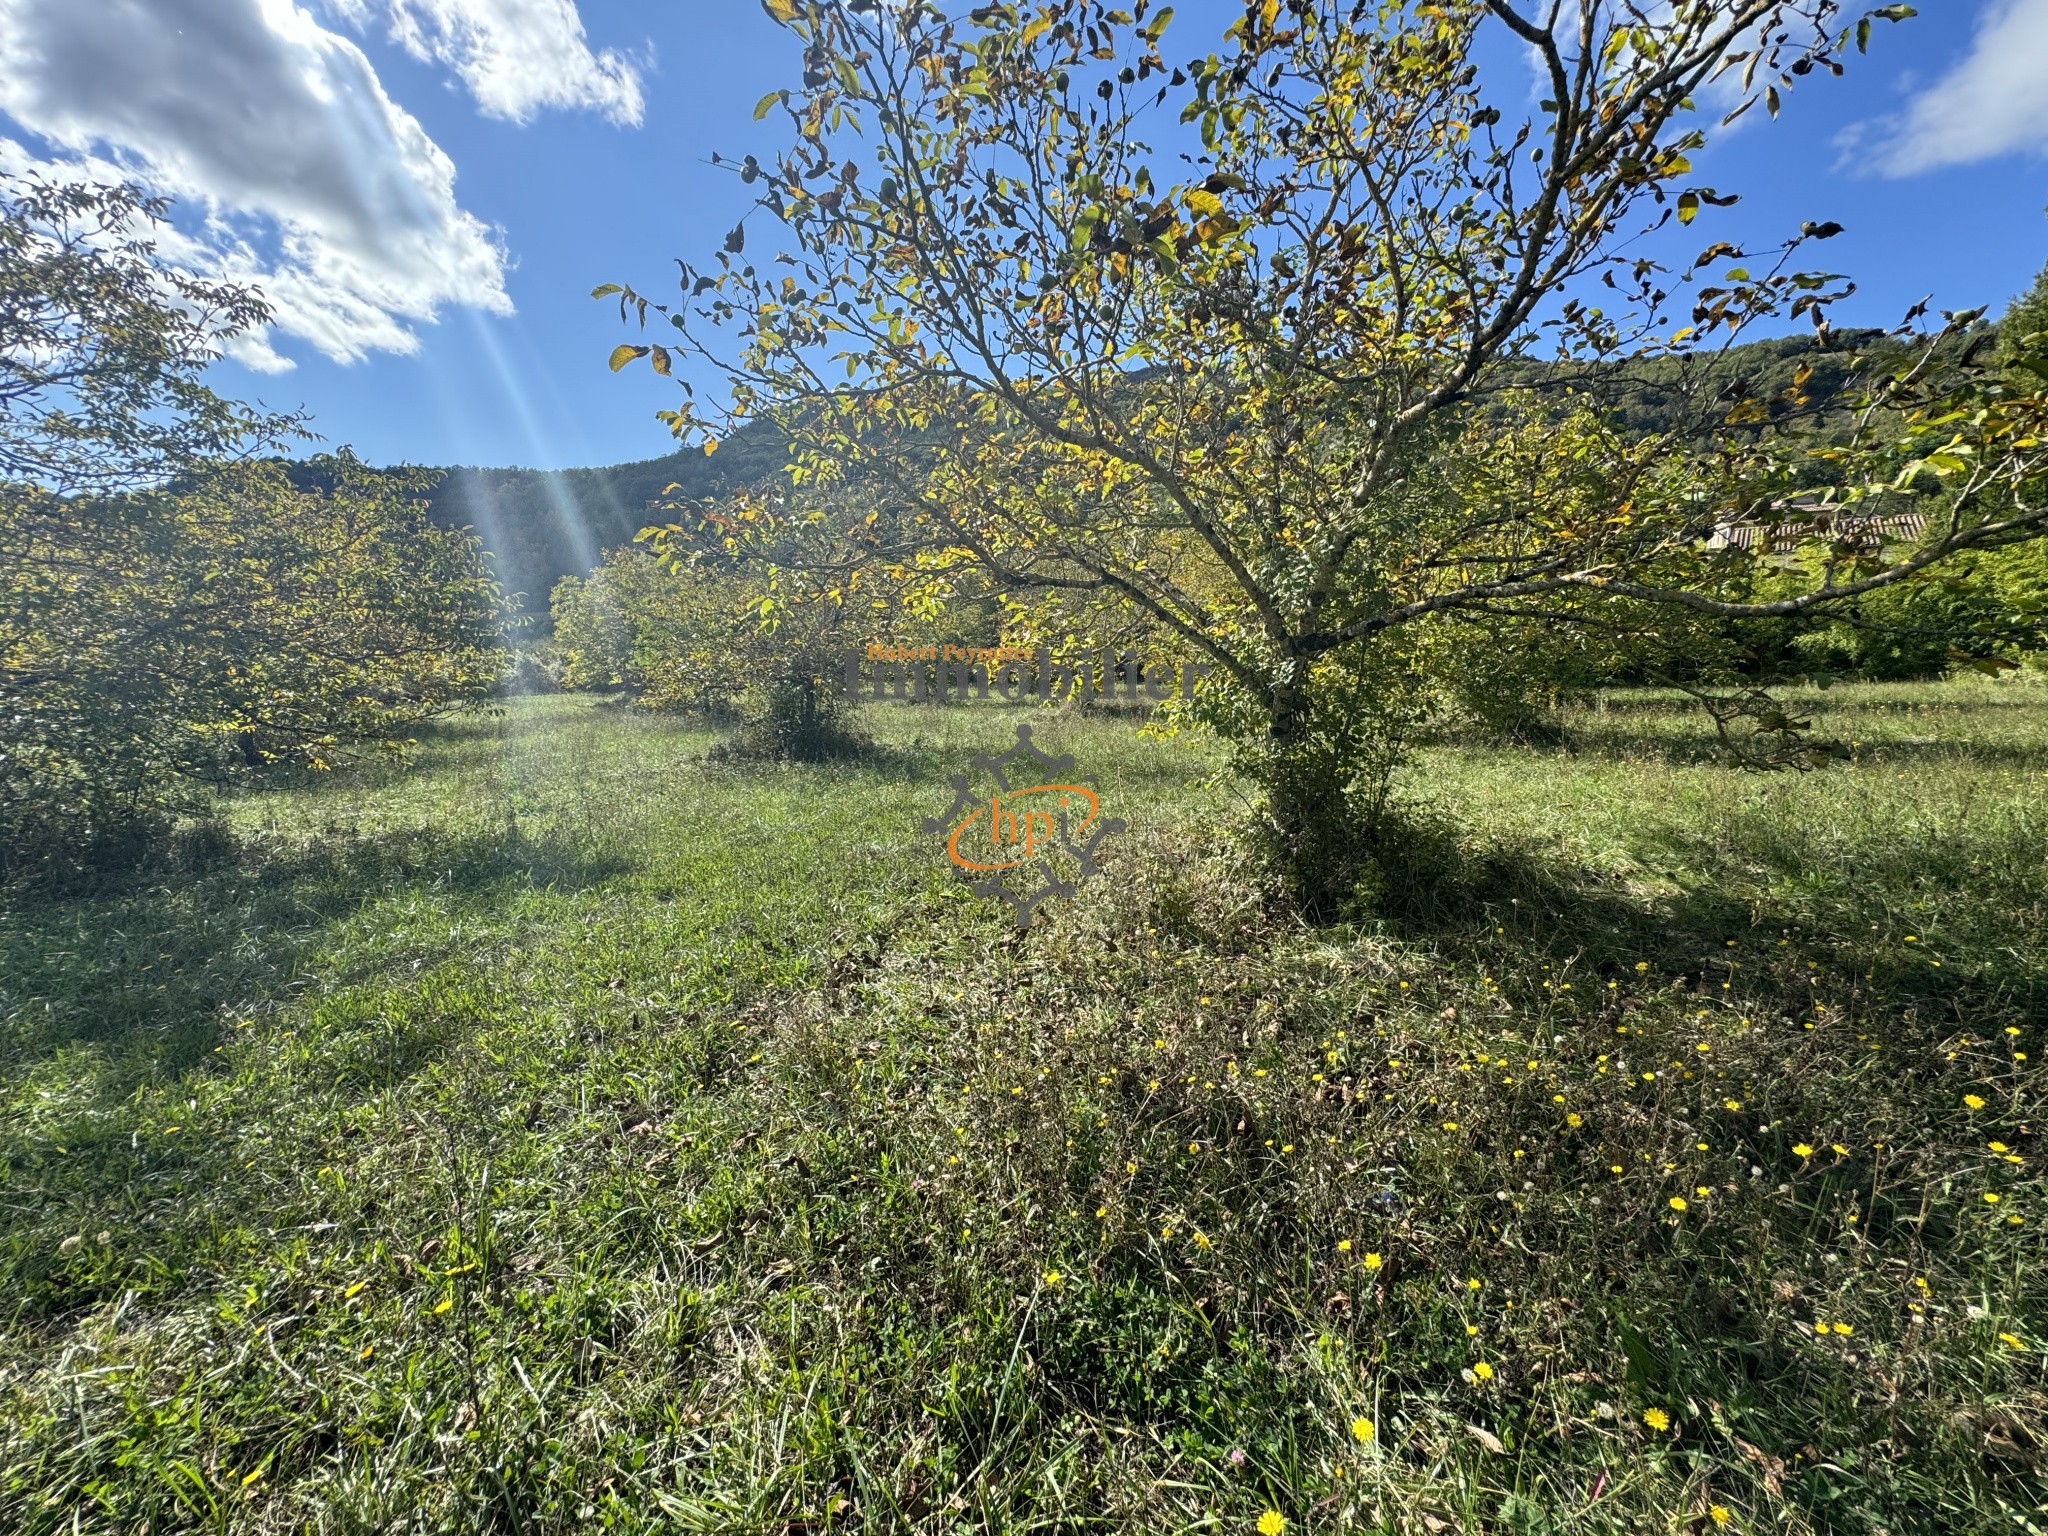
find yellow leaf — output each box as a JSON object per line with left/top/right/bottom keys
{"left": 1184, "top": 188, "right": 1223, "bottom": 218}
{"left": 704, "top": 438, "right": 720, "bottom": 456}
{"left": 1261, "top": 0, "right": 1280, "bottom": 28}
{"left": 1022, "top": 14, "right": 1051, "bottom": 44}
{"left": 762, "top": 0, "right": 798, "bottom": 21}
{"left": 608, "top": 344, "right": 649, "bottom": 372}
{"left": 1676, "top": 192, "right": 1699, "bottom": 225}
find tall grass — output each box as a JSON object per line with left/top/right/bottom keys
{"left": 1, "top": 685, "right": 2041, "bottom": 1534}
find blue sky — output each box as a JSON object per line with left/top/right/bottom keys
{"left": 3, "top": 0, "right": 2046, "bottom": 472}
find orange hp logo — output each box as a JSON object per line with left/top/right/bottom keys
{"left": 923, "top": 724, "right": 1124, "bottom": 929}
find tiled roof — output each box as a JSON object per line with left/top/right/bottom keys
{"left": 1707, "top": 498, "right": 1928, "bottom": 555}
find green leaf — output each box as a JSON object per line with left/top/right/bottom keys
{"left": 753, "top": 90, "right": 785, "bottom": 120}
{"left": 590, "top": 283, "right": 622, "bottom": 299}
{"left": 1676, "top": 192, "right": 1699, "bottom": 225}
{"left": 608, "top": 344, "right": 649, "bottom": 372}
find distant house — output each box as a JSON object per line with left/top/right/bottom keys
{"left": 1706, "top": 493, "right": 1927, "bottom": 559}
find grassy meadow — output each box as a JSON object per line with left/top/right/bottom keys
{"left": 1, "top": 683, "right": 2044, "bottom": 1534}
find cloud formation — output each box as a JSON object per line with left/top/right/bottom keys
{"left": 1868, "top": 0, "right": 2048, "bottom": 176}
{"left": 340, "top": 0, "right": 644, "bottom": 125}
{"left": 0, "top": 0, "right": 515, "bottom": 369}
{"left": 0, "top": 0, "right": 642, "bottom": 369}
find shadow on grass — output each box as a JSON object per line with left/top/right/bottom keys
{"left": 1548, "top": 724, "right": 2048, "bottom": 772}
{"left": 1339, "top": 794, "right": 2044, "bottom": 1028}
{"left": 0, "top": 820, "right": 634, "bottom": 1094}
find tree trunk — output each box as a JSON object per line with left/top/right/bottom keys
{"left": 1262, "top": 677, "right": 1357, "bottom": 919}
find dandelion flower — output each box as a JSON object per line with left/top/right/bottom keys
{"left": 1351, "top": 1416, "right": 1375, "bottom": 1443}
{"left": 1999, "top": 1332, "right": 2027, "bottom": 1350}
{"left": 1337, "top": 1239, "right": 1352, "bottom": 1253}
{"left": 1043, "top": 1270, "right": 1062, "bottom": 1287}
{"left": 1566, "top": 1113, "right": 1583, "bottom": 1128}
{"left": 1364, "top": 1252, "right": 1383, "bottom": 1271}
{"left": 1471, "top": 1361, "right": 1494, "bottom": 1381}
{"left": 1669, "top": 1196, "right": 1688, "bottom": 1211}
{"left": 1193, "top": 1231, "right": 1212, "bottom": 1251}
{"left": 1831, "top": 1322, "right": 1852, "bottom": 1335}
{"left": 1964, "top": 1095, "right": 1986, "bottom": 1111}
{"left": 1643, "top": 1407, "right": 1671, "bottom": 1432}
{"left": 1983, "top": 1192, "right": 2001, "bottom": 1204}
{"left": 1724, "top": 1099, "right": 1742, "bottom": 1111}
{"left": 1257, "top": 1513, "right": 1286, "bottom": 1536}
{"left": 1793, "top": 1143, "right": 1815, "bottom": 1158}
{"left": 1709, "top": 1506, "right": 1732, "bottom": 1527}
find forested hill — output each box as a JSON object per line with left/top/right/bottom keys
{"left": 403, "top": 326, "right": 1955, "bottom": 624}
{"left": 412, "top": 417, "right": 791, "bottom": 622}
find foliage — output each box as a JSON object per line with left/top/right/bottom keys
{"left": 0, "top": 174, "right": 296, "bottom": 495}
{"left": 1, "top": 687, "right": 2041, "bottom": 1532}
{"left": 1998, "top": 254, "right": 2048, "bottom": 381}
{"left": 605, "top": 0, "right": 2048, "bottom": 912}
{"left": 0, "top": 176, "right": 503, "bottom": 878}
{"left": 1, "top": 454, "right": 506, "bottom": 877}
{"left": 547, "top": 541, "right": 874, "bottom": 758}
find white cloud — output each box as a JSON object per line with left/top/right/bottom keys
{"left": 333, "top": 0, "right": 644, "bottom": 126}
{"left": 1867, "top": 0, "right": 2048, "bottom": 176}
{"left": 0, "top": 0, "right": 516, "bottom": 368}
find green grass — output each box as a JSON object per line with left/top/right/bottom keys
{"left": 1, "top": 684, "right": 2043, "bottom": 1534}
